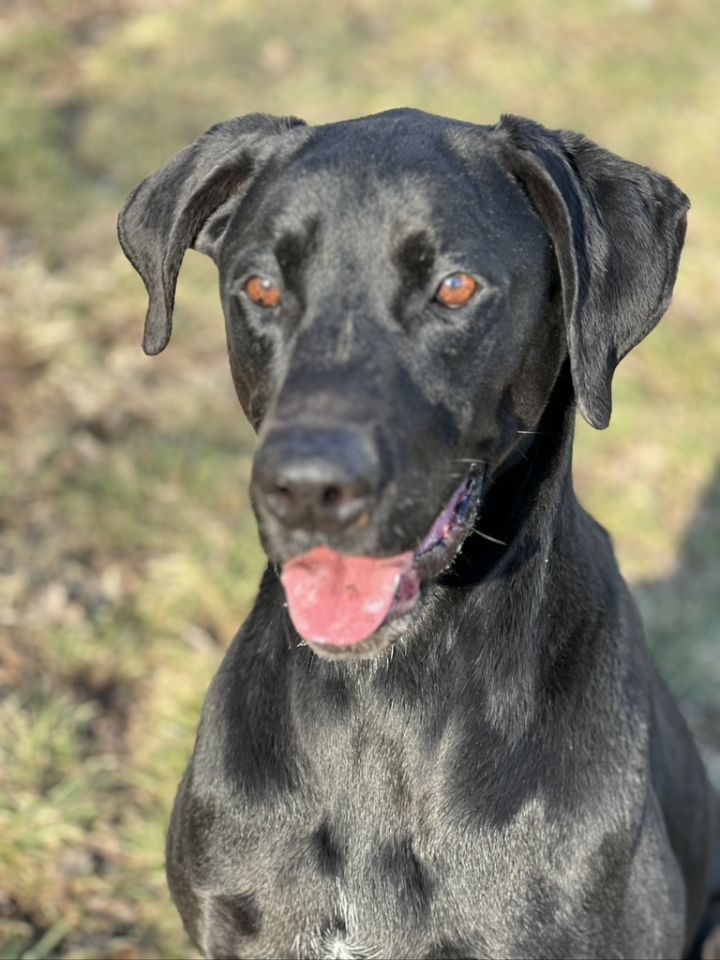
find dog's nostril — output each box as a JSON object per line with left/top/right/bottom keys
{"left": 263, "top": 477, "right": 367, "bottom": 530}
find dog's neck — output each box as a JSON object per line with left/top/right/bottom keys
{"left": 272, "top": 367, "right": 623, "bottom": 742}
{"left": 442, "top": 361, "right": 577, "bottom": 589}
{"left": 348, "top": 370, "right": 617, "bottom": 732}
{"left": 382, "top": 362, "right": 634, "bottom": 749}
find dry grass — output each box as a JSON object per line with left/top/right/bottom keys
{"left": 1, "top": 0, "right": 718, "bottom": 956}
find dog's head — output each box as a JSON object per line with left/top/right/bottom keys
{"left": 118, "top": 109, "right": 687, "bottom": 659}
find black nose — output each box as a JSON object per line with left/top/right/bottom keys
{"left": 252, "top": 425, "right": 380, "bottom": 533}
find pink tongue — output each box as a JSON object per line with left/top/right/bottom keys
{"left": 281, "top": 546, "right": 413, "bottom": 647}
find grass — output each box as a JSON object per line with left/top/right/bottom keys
{"left": 0, "top": 0, "right": 718, "bottom": 956}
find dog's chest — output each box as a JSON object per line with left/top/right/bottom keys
{"left": 186, "top": 666, "right": 662, "bottom": 958}
{"left": 194, "top": 724, "right": 586, "bottom": 960}
{"left": 198, "top": 788, "right": 593, "bottom": 960}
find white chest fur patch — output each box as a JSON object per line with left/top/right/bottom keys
{"left": 294, "top": 887, "right": 380, "bottom": 959}
{"left": 294, "top": 925, "right": 377, "bottom": 960}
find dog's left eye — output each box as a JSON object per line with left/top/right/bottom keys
{"left": 434, "top": 273, "right": 478, "bottom": 308}
{"left": 245, "top": 276, "right": 282, "bottom": 308}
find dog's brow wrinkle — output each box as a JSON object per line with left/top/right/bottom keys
{"left": 394, "top": 228, "right": 435, "bottom": 264}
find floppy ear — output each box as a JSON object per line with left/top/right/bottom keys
{"left": 117, "top": 113, "right": 307, "bottom": 355}
{"left": 493, "top": 116, "right": 689, "bottom": 429}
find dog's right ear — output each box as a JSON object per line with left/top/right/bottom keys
{"left": 117, "top": 114, "right": 307, "bottom": 355}
{"left": 491, "top": 116, "right": 688, "bottom": 429}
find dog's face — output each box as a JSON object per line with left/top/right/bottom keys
{"left": 118, "top": 109, "right": 688, "bottom": 659}
{"left": 221, "top": 124, "right": 564, "bottom": 655}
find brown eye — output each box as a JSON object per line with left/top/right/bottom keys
{"left": 434, "top": 272, "right": 478, "bottom": 308}
{"left": 245, "top": 276, "right": 282, "bottom": 308}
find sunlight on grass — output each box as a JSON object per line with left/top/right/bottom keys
{"left": 1, "top": 0, "right": 718, "bottom": 955}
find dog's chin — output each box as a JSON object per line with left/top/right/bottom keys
{"left": 304, "top": 608, "right": 418, "bottom": 661}
{"left": 280, "top": 467, "right": 486, "bottom": 661}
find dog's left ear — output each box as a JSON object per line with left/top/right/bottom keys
{"left": 117, "top": 113, "right": 307, "bottom": 356}
{"left": 493, "top": 116, "right": 689, "bottom": 429}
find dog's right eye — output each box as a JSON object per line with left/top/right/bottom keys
{"left": 245, "top": 276, "right": 282, "bottom": 309}
{"left": 434, "top": 273, "right": 479, "bottom": 308}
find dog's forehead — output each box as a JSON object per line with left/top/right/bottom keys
{"left": 248, "top": 117, "right": 538, "bottom": 254}
{"left": 281, "top": 114, "right": 497, "bottom": 207}
{"left": 219, "top": 111, "right": 549, "bottom": 281}
{"left": 303, "top": 108, "right": 479, "bottom": 165}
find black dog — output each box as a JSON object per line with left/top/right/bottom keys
{"left": 118, "top": 109, "right": 716, "bottom": 959}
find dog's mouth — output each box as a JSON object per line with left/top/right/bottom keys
{"left": 280, "top": 467, "right": 484, "bottom": 656}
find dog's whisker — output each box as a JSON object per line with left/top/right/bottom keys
{"left": 476, "top": 529, "right": 507, "bottom": 546}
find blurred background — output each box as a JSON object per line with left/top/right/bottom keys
{"left": 0, "top": 0, "right": 718, "bottom": 956}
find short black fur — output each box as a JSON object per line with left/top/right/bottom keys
{"left": 118, "top": 108, "right": 717, "bottom": 959}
